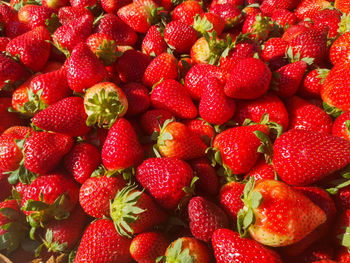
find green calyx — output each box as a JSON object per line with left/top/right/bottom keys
{"left": 326, "top": 165, "right": 350, "bottom": 194}
{"left": 341, "top": 227, "right": 350, "bottom": 249}
{"left": 193, "top": 14, "right": 213, "bottom": 36}
{"left": 45, "top": 13, "right": 62, "bottom": 34}
{"left": 147, "top": 6, "right": 164, "bottom": 26}
{"left": 338, "top": 13, "right": 350, "bottom": 36}
{"left": 201, "top": 31, "right": 233, "bottom": 65}
{"left": 237, "top": 177, "right": 263, "bottom": 237}
{"left": 346, "top": 120, "right": 350, "bottom": 135}
{"left": 152, "top": 118, "right": 175, "bottom": 157}
{"left": 315, "top": 68, "right": 330, "bottom": 85}
{"left": 85, "top": 88, "right": 125, "bottom": 129}
{"left": 38, "top": 229, "right": 67, "bottom": 255}
{"left": 110, "top": 184, "right": 146, "bottom": 238}
{"left": 15, "top": 88, "right": 48, "bottom": 116}
{"left": 95, "top": 39, "right": 119, "bottom": 66}
{"left": 158, "top": 238, "right": 195, "bottom": 263}
{"left": 285, "top": 46, "right": 314, "bottom": 64}
{"left": 50, "top": 39, "right": 70, "bottom": 58}
{"left": 251, "top": 14, "right": 273, "bottom": 41}
{"left": 206, "top": 147, "right": 238, "bottom": 182}
{"left": 323, "top": 102, "right": 343, "bottom": 118}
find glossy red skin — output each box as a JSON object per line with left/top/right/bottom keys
{"left": 219, "top": 181, "right": 244, "bottom": 222}
{"left": 140, "top": 109, "right": 174, "bottom": 135}
{"left": 212, "top": 229, "right": 282, "bottom": 263}
{"left": 69, "top": 0, "right": 96, "bottom": 8}
{"left": 142, "top": 25, "right": 168, "bottom": 56}
{"left": 329, "top": 32, "right": 350, "bottom": 65}
{"left": 123, "top": 83, "right": 150, "bottom": 116}
{"left": 209, "top": 4, "right": 243, "bottom": 28}
{"left": 295, "top": 0, "right": 332, "bottom": 20}
{"left": 74, "top": 219, "right": 133, "bottom": 263}
{"left": 313, "top": 9, "right": 341, "bottom": 39}
{"left": 282, "top": 24, "right": 310, "bottom": 42}
{"left": 244, "top": 158, "right": 276, "bottom": 181}
{"left": 172, "top": 1, "right": 203, "bottom": 25}
{"left": 79, "top": 175, "right": 126, "bottom": 218}
{"left": 261, "top": 38, "right": 288, "bottom": 71}
{"left": 335, "top": 246, "right": 350, "bottom": 263}
{"left": 101, "top": 0, "right": 132, "bottom": 14}
{"left": 0, "top": 37, "right": 11, "bottom": 52}
{"left": 58, "top": 6, "right": 93, "bottom": 25}
{"left": 0, "top": 53, "right": 28, "bottom": 90}
{"left": 271, "top": 9, "right": 297, "bottom": 28}
{"left": 273, "top": 129, "right": 350, "bottom": 186}
{"left": 183, "top": 119, "right": 215, "bottom": 145}
{"left": 64, "top": 143, "right": 101, "bottom": 184}
{"left": 297, "top": 69, "right": 327, "bottom": 99}
{"left": 260, "top": 0, "right": 301, "bottom": 15}
{"left": 18, "top": 5, "right": 56, "bottom": 29}
{"left": 136, "top": 157, "right": 194, "bottom": 210}
{"left": 164, "top": 21, "right": 198, "bottom": 54}
{"left": 213, "top": 124, "right": 270, "bottom": 174}
{"left": 332, "top": 111, "right": 350, "bottom": 141}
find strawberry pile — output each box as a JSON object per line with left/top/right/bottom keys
{"left": 0, "top": 0, "right": 350, "bottom": 261}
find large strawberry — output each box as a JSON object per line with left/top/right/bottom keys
{"left": 136, "top": 157, "right": 194, "bottom": 210}
{"left": 273, "top": 129, "right": 350, "bottom": 186}
{"left": 237, "top": 179, "right": 326, "bottom": 247}
{"left": 17, "top": 5, "right": 56, "bottom": 30}
{"left": 74, "top": 219, "right": 133, "bottom": 263}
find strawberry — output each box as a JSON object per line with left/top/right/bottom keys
{"left": 313, "top": 9, "right": 342, "bottom": 39}
{"left": 69, "top": 0, "right": 96, "bottom": 8}
{"left": 190, "top": 35, "right": 227, "bottom": 65}
{"left": 287, "top": 26, "right": 328, "bottom": 66}
{"left": 115, "top": 49, "right": 152, "bottom": 83}
{"left": 212, "top": 228, "right": 282, "bottom": 263}
{"left": 136, "top": 157, "right": 194, "bottom": 210}
{"left": 260, "top": 0, "right": 302, "bottom": 15}
{"left": 273, "top": 129, "right": 350, "bottom": 186}
{"left": 237, "top": 179, "right": 327, "bottom": 247}
{"left": 140, "top": 109, "right": 173, "bottom": 136}
{"left": 64, "top": 142, "right": 101, "bottom": 184}
{"left": 84, "top": 82, "right": 128, "bottom": 128}
{"left": 224, "top": 58, "right": 272, "bottom": 99}
{"left": 74, "top": 219, "right": 132, "bottom": 263}
{"left": 172, "top": 1, "right": 203, "bottom": 25}
{"left": 17, "top": 5, "right": 56, "bottom": 30}
{"left": 66, "top": 43, "right": 107, "bottom": 93}
{"left": 199, "top": 76, "right": 236, "bottom": 125}
{"left": 188, "top": 157, "right": 219, "bottom": 196}
{"left": 329, "top": 32, "right": 350, "bottom": 66}
{"left": 57, "top": 6, "right": 93, "bottom": 25}
{"left": 183, "top": 119, "right": 215, "bottom": 145}
{"left": 102, "top": 118, "right": 144, "bottom": 171}
{"left": 5, "top": 19, "right": 31, "bottom": 39}
{"left": 270, "top": 9, "right": 297, "bottom": 29}
{"left": 210, "top": 0, "right": 243, "bottom": 7}
{"left": 336, "top": 246, "right": 350, "bottom": 262}
{"left": 234, "top": 92, "right": 289, "bottom": 131}
{"left": 212, "top": 124, "right": 270, "bottom": 175}
{"left": 246, "top": 157, "right": 276, "bottom": 181}
{"left": 193, "top": 13, "right": 226, "bottom": 36}
{"left": 282, "top": 24, "right": 310, "bottom": 42}
{"left": 242, "top": 14, "right": 273, "bottom": 41}
{"left": 151, "top": 79, "right": 197, "bottom": 119}
{"left": 321, "top": 60, "right": 350, "bottom": 112}
{"left": 42, "top": 0, "right": 69, "bottom": 10}
{"left": 219, "top": 181, "right": 244, "bottom": 222}
{"left": 188, "top": 196, "right": 228, "bottom": 242}
{"left": 295, "top": 0, "right": 332, "bottom": 20}
{"left": 32, "top": 97, "right": 90, "bottom": 137}
{"left": 130, "top": 232, "right": 168, "bottom": 263}
{"left": 332, "top": 111, "right": 350, "bottom": 141}
{"left": 142, "top": 53, "right": 178, "bottom": 88}
{"left": 0, "top": 110, "right": 26, "bottom": 135}
{"left": 142, "top": 25, "right": 167, "bottom": 56}
{"left": 117, "top": 0, "right": 160, "bottom": 33}
{"left": 209, "top": 3, "right": 243, "bottom": 28}
{"left": 297, "top": 68, "right": 329, "bottom": 99}
{"left": 164, "top": 21, "right": 198, "bottom": 54}
{"left": 286, "top": 96, "right": 333, "bottom": 134}
{"left": 86, "top": 33, "right": 118, "bottom": 66}
{"left": 155, "top": 120, "right": 207, "bottom": 160}
{"left": 123, "top": 82, "right": 150, "bottom": 116}
{"left": 261, "top": 37, "right": 288, "bottom": 71}
{"left": 334, "top": 0, "right": 350, "bottom": 14}
{"left": 6, "top": 26, "right": 51, "bottom": 72}
{"left": 0, "top": 37, "right": 10, "bottom": 52}
{"left": 162, "top": 237, "right": 211, "bottom": 263}
{"left": 94, "top": 14, "right": 138, "bottom": 46}
{"left": 41, "top": 61, "right": 63, "bottom": 73}
{"left": 110, "top": 184, "right": 167, "bottom": 237}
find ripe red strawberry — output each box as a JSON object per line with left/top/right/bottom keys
{"left": 271, "top": 9, "right": 297, "bottom": 28}
{"left": 42, "top": 0, "right": 69, "bottom": 10}
{"left": 234, "top": 92, "right": 289, "bottom": 131}
{"left": 273, "top": 129, "right": 350, "bottom": 186}
{"left": 117, "top": 0, "right": 160, "bottom": 33}
{"left": 142, "top": 25, "right": 167, "bottom": 56}
{"left": 242, "top": 14, "right": 273, "bottom": 41}
{"left": 0, "top": 4, "right": 16, "bottom": 23}
{"left": 188, "top": 157, "right": 219, "bottom": 196}
{"left": 66, "top": 43, "right": 107, "bottom": 93}
{"left": 136, "top": 157, "right": 194, "bottom": 210}
{"left": 190, "top": 35, "right": 227, "bottom": 65}
{"left": 261, "top": 37, "right": 288, "bottom": 71}
{"left": 281, "top": 24, "right": 310, "bottom": 42}
{"left": 94, "top": 14, "right": 138, "bottom": 46}
{"left": 332, "top": 111, "right": 350, "bottom": 141}
{"left": 84, "top": 82, "right": 128, "bottom": 128}
{"left": 162, "top": 237, "right": 211, "bottom": 263}
{"left": 123, "top": 82, "right": 150, "bottom": 116}
{"left": 0, "top": 37, "right": 10, "bottom": 52}
{"left": 334, "top": 0, "right": 350, "bottom": 14}
{"left": 79, "top": 174, "right": 126, "bottom": 218}
{"left": 74, "top": 219, "right": 133, "bottom": 263}
{"left": 0, "top": 108, "right": 26, "bottom": 134}
{"left": 32, "top": 97, "right": 90, "bottom": 137}
{"left": 237, "top": 179, "right": 327, "bottom": 247}
{"left": 212, "top": 124, "right": 270, "bottom": 174}
{"left": 199, "top": 76, "right": 236, "bottom": 125}
{"left": 151, "top": 79, "right": 197, "bottom": 119}
{"left": 193, "top": 12, "right": 226, "bottom": 36}
{"left": 140, "top": 109, "right": 174, "bottom": 135}
{"left": 224, "top": 58, "right": 272, "bottom": 99}
{"left": 329, "top": 32, "right": 350, "bottom": 66}
{"left": 335, "top": 246, "right": 350, "bottom": 262}
{"left": 185, "top": 63, "right": 226, "bottom": 100}
{"left": 286, "top": 96, "right": 333, "bottom": 134}
{"left": 155, "top": 120, "right": 207, "bottom": 160}
{"left": 297, "top": 68, "right": 329, "bottom": 99}
{"left": 212, "top": 228, "right": 282, "bottom": 263}
{"left": 102, "top": 118, "right": 144, "bottom": 171}
{"left": 86, "top": 33, "right": 118, "bottom": 66}
{"left": 64, "top": 142, "right": 101, "bottom": 184}
{"left": 6, "top": 26, "right": 51, "bottom": 72}
{"left": 188, "top": 196, "right": 228, "bottom": 242}
{"left": 287, "top": 26, "right": 328, "bottom": 66}
{"left": 115, "top": 49, "right": 152, "bottom": 83}
{"left": 69, "top": 0, "right": 96, "bottom": 8}
{"left": 260, "top": 0, "right": 301, "bottom": 15}
{"left": 313, "top": 9, "right": 342, "bottom": 39}
{"left": 209, "top": 3, "right": 243, "bottom": 28}
{"left": 183, "top": 119, "right": 215, "bottom": 145}
{"left": 110, "top": 184, "right": 167, "bottom": 237}
{"left": 246, "top": 157, "right": 276, "bottom": 181}
{"left": 57, "top": 6, "right": 93, "bottom": 25}
{"left": 17, "top": 5, "right": 56, "bottom": 30}
{"left": 219, "top": 181, "right": 244, "bottom": 222}
{"left": 142, "top": 53, "right": 178, "bottom": 88}
{"left": 130, "top": 232, "right": 168, "bottom": 263}
{"left": 5, "top": 19, "right": 31, "bottom": 39}
{"left": 295, "top": 0, "right": 332, "bottom": 20}
{"left": 172, "top": 1, "right": 203, "bottom": 25}
{"left": 321, "top": 60, "right": 350, "bottom": 112}
{"left": 164, "top": 21, "right": 198, "bottom": 54}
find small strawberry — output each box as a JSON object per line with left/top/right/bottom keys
{"left": 183, "top": 119, "right": 215, "bottom": 145}
{"left": 74, "top": 219, "right": 133, "bottom": 263}
{"left": 212, "top": 228, "right": 282, "bottom": 263}
{"left": 64, "top": 142, "right": 101, "bottom": 184}
{"left": 295, "top": 0, "right": 332, "bottom": 20}
{"left": 141, "top": 25, "right": 167, "bottom": 56}
{"left": 6, "top": 26, "right": 51, "bottom": 72}
{"left": 140, "top": 109, "right": 174, "bottom": 135}
{"left": 297, "top": 68, "right": 329, "bottom": 99}
{"left": 66, "top": 43, "right": 107, "bottom": 93}
{"left": 136, "top": 157, "right": 194, "bottom": 210}
{"left": 219, "top": 181, "right": 244, "bottom": 222}
{"left": 32, "top": 97, "right": 90, "bottom": 137}
{"left": 172, "top": 1, "right": 203, "bottom": 25}
{"left": 130, "top": 232, "right": 168, "bottom": 263}
{"left": 332, "top": 111, "right": 350, "bottom": 141}
{"left": 270, "top": 9, "right": 297, "bottom": 29}
{"left": 102, "top": 118, "right": 144, "bottom": 171}
{"left": 329, "top": 31, "right": 350, "bottom": 66}
{"left": 273, "top": 129, "right": 350, "bottom": 186}
{"left": 84, "top": 82, "right": 128, "bottom": 128}
{"left": 224, "top": 57, "right": 272, "bottom": 99}
{"left": 209, "top": 3, "right": 243, "bottom": 28}
{"left": 193, "top": 13, "right": 226, "bottom": 36}
{"left": 245, "top": 157, "right": 276, "bottom": 181}
{"left": 123, "top": 82, "right": 150, "bottom": 116}
{"left": 57, "top": 6, "right": 93, "bottom": 25}
{"left": 261, "top": 37, "right": 288, "bottom": 71}
{"left": 86, "top": 33, "right": 118, "bottom": 66}
{"left": 151, "top": 79, "right": 197, "bottom": 119}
